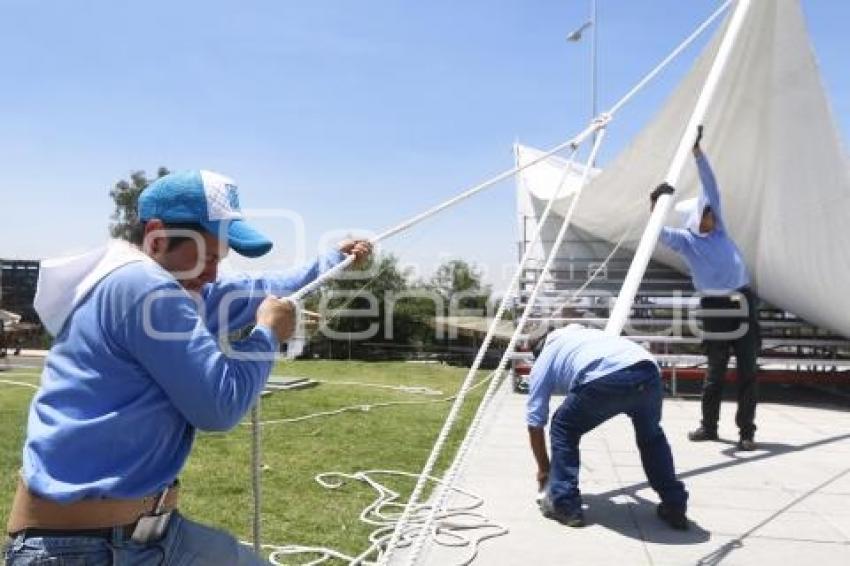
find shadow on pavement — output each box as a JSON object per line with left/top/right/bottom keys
{"left": 582, "top": 493, "right": 711, "bottom": 545}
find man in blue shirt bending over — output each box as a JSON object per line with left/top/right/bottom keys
{"left": 651, "top": 126, "right": 760, "bottom": 451}
{"left": 4, "top": 169, "right": 370, "bottom": 565}
{"left": 527, "top": 325, "right": 689, "bottom": 530}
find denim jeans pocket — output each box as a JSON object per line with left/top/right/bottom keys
{"left": 5, "top": 536, "right": 112, "bottom": 566}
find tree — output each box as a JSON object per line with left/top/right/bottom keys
{"left": 108, "top": 167, "right": 170, "bottom": 240}
{"left": 305, "top": 253, "right": 448, "bottom": 358}
{"left": 429, "top": 259, "right": 491, "bottom": 314}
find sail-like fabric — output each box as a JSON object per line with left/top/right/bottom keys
{"left": 519, "top": 0, "right": 850, "bottom": 337}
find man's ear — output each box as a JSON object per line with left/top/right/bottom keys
{"left": 142, "top": 219, "right": 166, "bottom": 255}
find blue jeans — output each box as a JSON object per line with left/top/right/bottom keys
{"left": 548, "top": 362, "right": 688, "bottom": 514}
{"left": 3, "top": 512, "right": 268, "bottom": 565}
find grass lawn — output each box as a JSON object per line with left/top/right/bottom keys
{"left": 0, "top": 360, "right": 490, "bottom": 560}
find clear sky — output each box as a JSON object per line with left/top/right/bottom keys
{"left": 0, "top": 0, "right": 846, "bottom": 291}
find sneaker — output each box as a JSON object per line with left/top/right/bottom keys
{"left": 538, "top": 495, "right": 585, "bottom": 527}
{"left": 687, "top": 427, "right": 719, "bottom": 442}
{"left": 657, "top": 503, "right": 689, "bottom": 530}
{"left": 737, "top": 438, "right": 756, "bottom": 451}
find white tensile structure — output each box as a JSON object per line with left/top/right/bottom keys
{"left": 515, "top": 0, "right": 850, "bottom": 339}
{"left": 243, "top": 2, "right": 850, "bottom": 564}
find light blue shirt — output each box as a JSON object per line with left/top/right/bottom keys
{"left": 23, "top": 249, "right": 344, "bottom": 503}
{"left": 659, "top": 154, "right": 750, "bottom": 292}
{"left": 526, "top": 327, "right": 656, "bottom": 428}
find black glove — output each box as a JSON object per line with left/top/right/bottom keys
{"left": 693, "top": 125, "right": 704, "bottom": 151}
{"left": 650, "top": 182, "right": 675, "bottom": 205}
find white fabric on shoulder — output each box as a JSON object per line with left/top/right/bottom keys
{"left": 34, "top": 240, "right": 151, "bottom": 336}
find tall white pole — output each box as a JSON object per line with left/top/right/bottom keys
{"left": 590, "top": 0, "right": 599, "bottom": 165}
{"left": 591, "top": 0, "right": 598, "bottom": 119}
{"left": 604, "top": 0, "right": 752, "bottom": 336}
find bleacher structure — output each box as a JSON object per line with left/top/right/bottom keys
{"left": 513, "top": 172, "right": 850, "bottom": 391}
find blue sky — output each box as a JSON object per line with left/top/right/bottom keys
{"left": 0, "top": 0, "right": 847, "bottom": 290}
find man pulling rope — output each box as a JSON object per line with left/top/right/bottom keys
{"left": 3, "top": 170, "right": 370, "bottom": 565}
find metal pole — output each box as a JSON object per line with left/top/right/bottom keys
{"left": 250, "top": 404, "right": 262, "bottom": 554}
{"left": 605, "top": 0, "right": 753, "bottom": 336}
{"left": 591, "top": 0, "right": 598, "bottom": 120}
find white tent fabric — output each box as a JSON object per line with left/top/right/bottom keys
{"left": 518, "top": 0, "right": 850, "bottom": 338}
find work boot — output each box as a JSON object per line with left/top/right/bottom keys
{"left": 688, "top": 426, "right": 719, "bottom": 442}
{"left": 657, "top": 503, "right": 689, "bottom": 530}
{"left": 737, "top": 438, "right": 756, "bottom": 451}
{"left": 538, "top": 494, "right": 585, "bottom": 527}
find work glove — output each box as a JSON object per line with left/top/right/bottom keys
{"left": 650, "top": 182, "right": 675, "bottom": 206}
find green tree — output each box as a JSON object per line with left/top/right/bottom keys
{"left": 429, "top": 259, "right": 491, "bottom": 314}
{"left": 108, "top": 167, "right": 170, "bottom": 240}
{"left": 306, "top": 253, "right": 447, "bottom": 358}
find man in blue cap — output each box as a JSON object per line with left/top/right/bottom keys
{"left": 651, "top": 127, "right": 760, "bottom": 451}
{"left": 527, "top": 325, "right": 689, "bottom": 530}
{"left": 4, "top": 170, "right": 371, "bottom": 564}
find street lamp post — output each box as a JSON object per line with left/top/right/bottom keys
{"left": 567, "top": 0, "right": 598, "bottom": 163}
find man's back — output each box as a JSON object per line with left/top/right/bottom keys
{"left": 25, "top": 259, "right": 275, "bottom": 502}
{"left": 526, "top": 327, "right": 655, "bottom": 428}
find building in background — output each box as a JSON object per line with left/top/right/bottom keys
{"left": 0, "top": 259, "right": 44, "bottom": 351}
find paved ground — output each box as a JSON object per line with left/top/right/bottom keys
{"left": 413, "top": 382, "right": 850, "bottom": 565}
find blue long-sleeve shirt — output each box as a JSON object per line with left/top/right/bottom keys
{"left": 659, "top": 153, "right": 750, "bottom": 292}
{"left": 526, "top": 327, "right": 656, "bottom": 428}
{"left": 23, "top": 249, "right": 344, "bottom": 502}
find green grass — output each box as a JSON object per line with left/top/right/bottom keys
{"left": 0, "top": 361, "right": 488, "bottom": 559}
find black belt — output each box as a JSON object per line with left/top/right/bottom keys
{"left": 12, "top": 524, "right": 135, "bottom": 540}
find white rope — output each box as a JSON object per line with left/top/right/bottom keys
{"left": 248, "top": 4, "right": 732, "bottom": 554}
{"left": 373, "top": 121, "right": 604, "bottom": 244}
{"left": 247, "top": 111, "right": 604, "bottom": 557}
{"left": 399, "top": 129, "right": 609, "bottom": 566}
{"left": 315, "top": 380, "right": 443, "bottom": 396}
{"left": 382, "top": 6, "right": 738, "bottom": 558}
{"left": 0, "top": 378, "right": 38, "bottom": 390}
{"left": 548, "top": 218, "right": 640, "bottom": 317}
{"left": 607, "top": 0, "right": 732, "bottom": 117}
{"left": 606, "top": 0, "right": 747, "bottom": 335}
{"left": 248, "top": 372, "right": 494, "bottom": 427}
{"left": 269, "top": 117, "right": 606, "bottom": 315}
{"left": 254, "top": 470, "right": 507, "bottom": 566}
{"left": 379, "top": 126, "right": 605, "bottom": 564}
{"left": 241, "top": 377, "right": 504, "bottom": 565}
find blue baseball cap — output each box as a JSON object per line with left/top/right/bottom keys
{"left": 139, "top": 170, "right": 273, "bottom": 258}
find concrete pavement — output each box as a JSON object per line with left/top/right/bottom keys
{"left": 412, "top": 382, "right": 850, "bottom": 565}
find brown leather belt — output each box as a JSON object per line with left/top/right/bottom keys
{"left": 6, "top": 477, "right": 180, "bottom": 536}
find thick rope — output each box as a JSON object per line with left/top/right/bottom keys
{"left": 297, "top": 0, "right": 731, "bottom": 335}
{"left": 248, "top": 3, "right": 732, "bottom": 554}
{"left": 315, "top": 380, "right": 443, "bottom": 396}
{"left": 253, "top": 470, "right": 507, "bottom": 566}
{"left": 247, "top": 116, "right": 603, "bottom": 557}
{"left": 400, "top": 129, "right": 609, "bottom": 566}
{"left": 241, "top": 376, "right": 502, "bottom": 565}
{"left": 608, "top": 0, "right": 732, "bottom": 117}
{"left": 0, "top": 378, "right": 38, "bottom": 390}
{"left": 382, "top": 6, "right": 736, "bottom": 557}
{"left": 548, "top": 218, "right": 640, "bottom": 317}
{"left": 248, "top": 371, "right": 494, "bottom": 428}
{"left": 379, "top": 125, "right": 604, "bottom": 564}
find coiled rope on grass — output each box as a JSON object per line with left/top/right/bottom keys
{"left": 258, "top": 470, "right": 507, "bottom": 566}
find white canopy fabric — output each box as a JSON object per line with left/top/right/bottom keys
{"left": 518, "top": 0, "right": 850, "bottom": 337}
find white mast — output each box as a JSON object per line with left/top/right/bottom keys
{"left": 604, "top": 0, "right": 754, "bottom": 335}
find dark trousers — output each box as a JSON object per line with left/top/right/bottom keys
{"left": 548, "top": 362, "right": 688, "bottom": 514}
{"left": 699, "top": 288, "right": 761, "bottom": 440}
